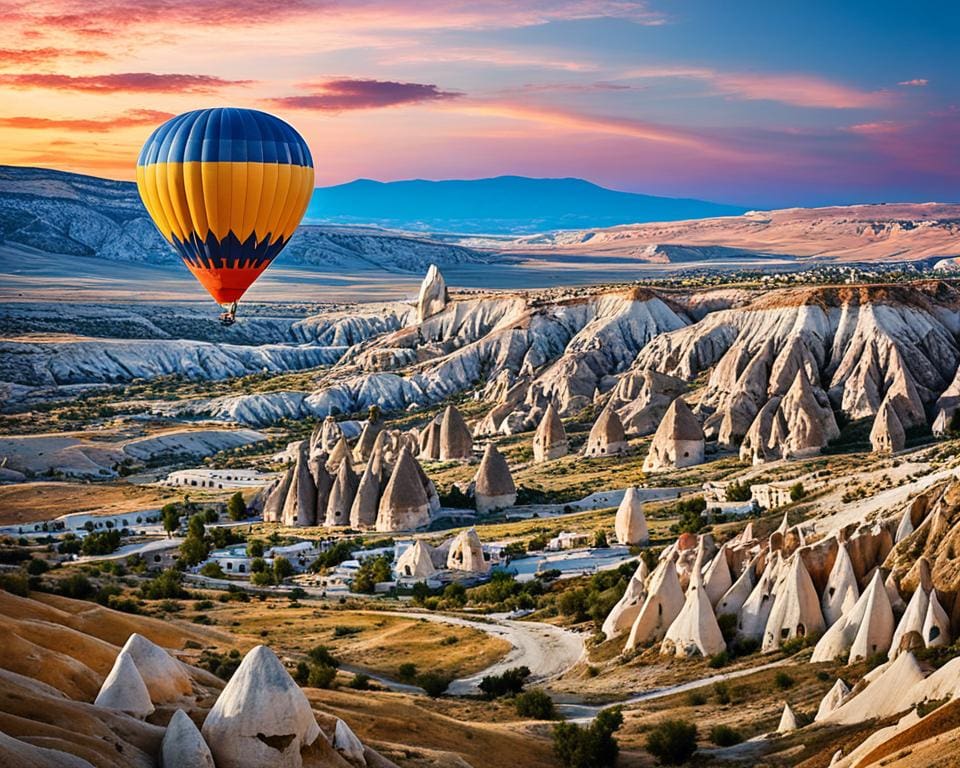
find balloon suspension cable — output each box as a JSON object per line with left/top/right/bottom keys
{"left": 219, "top": 301, "right": 238, "bottom": 326}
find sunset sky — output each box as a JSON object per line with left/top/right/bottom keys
{"left": 0, "top": 0, "right": 956, "bottom": 207}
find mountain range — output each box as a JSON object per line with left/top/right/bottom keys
{"left": 306, "top": 176, "right": 746, "bottom": 233}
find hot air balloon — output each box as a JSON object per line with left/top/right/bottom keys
{"left": 136, "top": 108, "right": 314, "bottom": 324}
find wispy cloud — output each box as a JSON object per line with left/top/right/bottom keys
{"left": 381, "top": 47, "right": 599, "bottom": 72}
{"left": 0, "top": 109, "right": 173, "bottom": 132}
{"left": 0, "top": 72, "right": 250, "bottom": 93}
{"left": 623, "top": 67, "right": 890, "bottom": 109}
{"left": 0, "top": 47, "right": 108, "bottom": 68}
{"left": 271, "top": 78, "right": 461, "bottom": 111}
{"left": 898, "top": 78, "right": 928, "bottom": 87}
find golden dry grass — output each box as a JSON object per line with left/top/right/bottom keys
{"left": 0, "top": 481, "right": 181, "bottom": 526}
{"left": 188, "top": 598, "right": 511, "bottom": 680}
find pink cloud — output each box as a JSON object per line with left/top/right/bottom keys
{"left": 271, "top": 78, "right": 461, "bottom": 111}
{"left": 0, "top": 72, "right": 250, "bottom": 93}
{"left": 624, "top": 67, "right": 890, "bottom": 109}
{"left": 898, "top": 78, "right": 928, "bottom": 87}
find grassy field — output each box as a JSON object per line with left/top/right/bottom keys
{"left": 185, "top": 597, "right": 511, "bottom": 681}
{"left": 0, "top": 482, "right": 182, "bottom": 527}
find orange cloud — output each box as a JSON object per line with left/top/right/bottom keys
{"left": 0, "top": 109, "right": 173, "bottom": 132}
{"left": 0, "top": 72, "right": 251, "bottom": 93}
{"left": 0, "top": 47, "right": 108, "bottom": 68}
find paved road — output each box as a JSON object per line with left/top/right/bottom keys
{"left": 365, "top": 610, "right": 586, "bottom": 696}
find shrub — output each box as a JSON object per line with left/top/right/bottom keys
{"left": 644, "top": 719, "right": 697, "bottom": 766}
{"left": 351, "top": 555, "right": 392, "bottom": 594}
{"left": 57, "top": 573, "right": 94, "bottom": 599}
{"left": 686, "top": 691, "right": 707, "bottom": 706}
{"left": 308, "top": 663, "right": 337, "bottom": 689}
{"left": 707, "top": 650, "right": 730, "bottom": 669}
{"left": 140, "top": 569, "right": 188, "bottom": 600}
{"left": 308, "top": 646, "right": 340, "bottom": 668}
{"left": 397, "top": 663, "right": 418, "bottom": 682}
{"left": 774, "top": 671, "right": 795, "bottom": 690}
{"left": 26, "top": 557, "right": 49, "bottom": 575}
{"left": 709, "top": 724, "right": 743, "bottom": 747}
{"left": 789, "top": 482, "right": 806, "bottom": 501}
{"left": 553, "top": 706, "right": 623, "bottom": 768}
{"left": 515, "top": 688, "right": 555, "bottom": 719}
{"left": 247, "top": 539, "right": 265, "bottom": 557}
{"left": 200, "top": 561, "right": 225, "bottom": 578}
{"left": 251, "top": 571, "right": 274, "bottom": 586}
{"left": 417, "top": 672, "right": 452, "bottom": 697}
{"left": 273, "top": 556, "right": 294, "bottom": 582}
{"left": 294, "top": 661, "right": 310, "bottom": 684}
{"left": 713, "top": 681, "right": 731, "bottom": 705}
{"left": 479, "top": 666, "right": 530, "bottom": 699}
{"left": 349, "top": 673, "right": 371, "bottom": 690}
{"left": 593, "top": 530, "right": 609, "bottom": 548}
{"left": 716, "top": 613, "right": 738, "bottom": 643}
{"left": 0, "top": 571, "right": 30, "bottom": 596}
{"left": 725, "top": 480, "right": 752, "bottom": 502}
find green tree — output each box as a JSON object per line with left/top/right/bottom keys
{"left": 593, "top": 530, "right": 609, "bottom": 549}
{"left": 250, "top": 557, "right": 267, "bottom": 573}
{"left": 273, "top": 556, "right": 294, "bottom": 582}
{"left": 161, "top": 503, "right": 180, "bottom": 537}
{"left": 247, "top": 539, "right": 264, "bottom": 558}
{"left": 179, "top": 534, "right": 209, "bottom": 567}
{"left": 553, "top": 706, "right": 623, "bottom": 768}
{"left": 200, "top": 561, "right": 225, "bottom": 578}
{"left": 789, "top": 482, "right": 806, "bottom": 502}
{"left": 725, "top": 480, "right": 752, "bottom": 502}
{"left": 351, "top": 555, "right": 392, "bottom": 594}
{"left": 227, "top": 492, "right": 246, "bottom": 521}
{"left": 644, "top": 719, "right": 697, "bottom": 766}
{"left": 187, "top": 514, "right": 206, "bottom": 539}
{"left": 515, "top": 689, "right": 555, "bottom": 719}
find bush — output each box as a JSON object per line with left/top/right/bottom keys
{"left": 397, "top": 663, "right": 418, "bottom": 682}
{"left": 349, "top": 673, "right": 371, "bottom": 690}
{"left": 709, "top": 724, "right": 743, "bottom": 746}
{"left": 307, "top": 664, "right": 337, "bottom": 689}
{"left": 294, "top": 661, "right": 310, "bottom": 685}
{"left": 479, "top": 666, "right": 530, "bottom": 699}
{"left": 417, "top": 672, "right": 452, "bottom": 697}
{"left": 707, "top": 650, "right": 730, "bottom": 669}
{"left": 308, "top": 646, "right": 340, "bottom": 668}
{"left": 200, "top": 561, "right": 225, "bottom": 578}
{"left": 644, "top": 719, "right": 697, "bottom": 766}
{"left": 774, "top": 671, "right": 795, "bottom": 690}
{"left": 251, "top": 571, "right": 274, "bottom": 586}
{"left": 789, "top": 482, "right": 806, "bottom": 501}
{"left": 593, "top": 530, "right": 609, "bottom": 548}
{"left": 515, "top": 688, "right": 555, "bottom": 719}
{"left": 26, "top": 557, "right": 49, "bottom": 575}
{"left": 686, "top": 691, "right": 707, "bottom": 706}
{"left": 247, "top": 539, "right": 265, "bottom": 558}
{"left": 713, "top": 681, "right": 731, "bottom": 705}
{"left": 0, "top": 571, "right": 30, "bottom": 596}
{"left": 57, "top": 573, "right": 94, "bottom": 599}
{"left": 351, "top": 555, "right": 392, "bottom": 594}
{"left": 553, "top": 706, "right": 623, "bottom": 768}
{"left": 273, "top": 556, "right": 293, "bottom": 582}
{"left": 140, "top": 569, "right": 188, "bottom": 600}
{"left": 725, "top": 480, "right": 752, "bottom": 502}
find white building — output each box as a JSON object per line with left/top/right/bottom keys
{"left": 160, "top": 468, "right": 274, "bottom": 490}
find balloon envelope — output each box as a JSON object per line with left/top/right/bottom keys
{"left": 136, "top": 108, "right": 314, "bottom": 305}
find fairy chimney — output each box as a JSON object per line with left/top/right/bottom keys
{"left": 473, "top": 443, "right": 517, "bottom": 514}
{"left": 532, "top": 402, "right": 568, "bottom": 462}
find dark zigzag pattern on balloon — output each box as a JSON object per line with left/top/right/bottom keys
{"left": 170, "top": 230, "right": 290, "bottom": 270}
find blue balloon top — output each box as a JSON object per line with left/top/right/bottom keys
{"left": 137, "top": 107, "right": 313, "bottom": 168}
